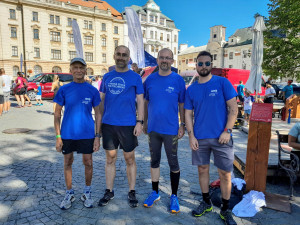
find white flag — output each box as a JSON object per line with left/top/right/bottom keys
{"left": 72, "top": 20, "right": 84, "bottom": 59}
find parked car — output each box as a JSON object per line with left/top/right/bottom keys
{"left": 271, "top": 83, "right": 283, "bottom": 99}
{"left": 13, "top": 73, "right": 73, "bottom": 100}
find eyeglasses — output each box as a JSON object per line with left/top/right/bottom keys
{"left": 158, "top": 56, "right": 173, "bottom": 61}
{"left": 115, "top": 52, "right": 129, "bottom": 57}
{"left": 197, "top": 61, "right": 211, "bottom": 67}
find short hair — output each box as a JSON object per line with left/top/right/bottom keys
{"left": 239, "top": 81, "right": 243, "bottom": 84}
{"left": 114, "top": 45, "right": 130, "bottom": 55}
{"left": 132, "top": 63, "right": 138, "bottom": 67}
{"left": 158, "top": 48, "right": 173, "bottom": 59}
{"left": 196, "top": 51, "right": 213, "bottom": 62}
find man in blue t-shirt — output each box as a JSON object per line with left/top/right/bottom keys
{"left": 185, "top": 51, "right": 238, "bottom": 225}
{"left": 237, "top": 81, "right": 244, "bottom": 102}
{"left": 282, "top": 80, "right": 293, "bottom": 102}
{"left": 98, "top": 45, "right": 144, "bottom": 208}
{"left": 54, "top": 58, "right": 101, "bottom": 210}
{"left": 143, "top": 48, "right": 185, "bottom": 213}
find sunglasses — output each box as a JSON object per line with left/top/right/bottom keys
{"left": 197, "top": 61, "right": 211, "bottom": 67}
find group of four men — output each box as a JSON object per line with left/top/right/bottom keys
{"left": 54, "top": 45, "right": 238, "bottom": 225}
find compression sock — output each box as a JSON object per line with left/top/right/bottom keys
{"left": 221, "top": 198, "right": 229, "bottom": 211}
{"left": 202, "top": 192, "right": 211, "bottom": 205}
{"left": 152, "top": 181, "right": 159, "bottom": 194}
{"left": 170, "top": 171, "right": 180, "bottom": 196}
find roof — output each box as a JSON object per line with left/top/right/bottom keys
{"left": 56, "top": 0, "right": 122, "bottom": 19}
{"left": 225, "top": 27, "right": 253, "bottom": 47}
{"left": 178, "top": 45, "right": 207, "bottom": 56}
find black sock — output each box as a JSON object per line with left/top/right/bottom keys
{"left": 202, "top": 192, "right": 211, "bottom": 205}
{"left": 170, "top": 171, "right": 180, "bottom": 195}
{"left": 152, "top": 181, "right": 159, "bottom": 194}
{"left": 221, "top": 198, "right": 229, "bottom": 211}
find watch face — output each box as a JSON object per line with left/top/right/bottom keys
{"left": 227, "top": 129, "right": 232, "bottom": 133}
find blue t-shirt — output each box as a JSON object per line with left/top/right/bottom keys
{"left": 144, "top": 72, "right": 186, "bottom": 135}
{"left": 237, "top": 84, "right": 244, "bottom": 96}
{"left": 54, "top": 82, "right": 101, "bottom": 140}
{"left": 282, "top": 85, "right": 293, "bottom": 98}
{"left": 184, "top": 75, "right": 237, "bottom": 139}
{"left": 100, "top": 69, "right": 144, "bottom": 126}
{"left": 37, "top": 86, "right": 42, "bottom": 95}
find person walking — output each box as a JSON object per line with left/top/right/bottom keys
{"left": 15, "top": 72, "right": 25, "bottom": 108}
{"left": 51, "top": 75, "right": 63, "bottom": 112}
{"left": 237, "top": 81, "right": 245, "bottom": 102}
{"left": 185, "top": 51, "right": 238, "bottom": 225}
{"left": 282, "top": 80, "right": 293, "bottom": 103}
{"left": 22, "top": 73, "right": 32, "bottom": 107}
{"left": 54, "top": 57, "right": 101, "bottom": 210}
{"left": 0, "top": 69, "right": 12, "bottom": 114}
{"left": 0, "top": 71, "right": 4, "bottom": 116}
{"left": 98, "top": 45, "right": 144, "bottom": 208}
{"left": 143, "top": 48, "right": 186, "bottom": 213}
{"left": 34, "top": 82, "right": 43, "bottom": 106}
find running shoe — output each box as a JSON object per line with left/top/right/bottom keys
{"left": 40, "top": 103, "right": 43, "bottom": 106}
{"left": 170, "top": 194, "right": 180, "bottom": 213}
{"left": 98, "top": 189, "right": 114, "bottom": 206}
{"left": 128, "top": 190, "right": 138, "bottom": 208}
{"left": 34, "top": 103, "right": 40, "bottom": 106}
{"left": 192, "top": 200, "right": 213, "bottom": 217}
{"left": 60, "top": 192, "right": 75, "bottom": 210}
{"left": 220, "top": 209, "right": 237, "bottom": 225}
{"left": 143, "top": 191, "right": 160, "bottom": 207}
{"left": 81, "top": 191, "right": 94, "bottom": 208}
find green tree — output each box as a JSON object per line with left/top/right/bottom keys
{"left": 263, "top": 0, "right": 300, "bottom": 80}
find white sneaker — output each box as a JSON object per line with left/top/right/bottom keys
{"left": 60, "top": 192, "right": 75, "bottom": 210}
{"left": 81, "top": 192, "right": 94, "bottom": 208}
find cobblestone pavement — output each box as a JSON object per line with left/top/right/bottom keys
{"left": 0, "top": 100, "right": 299, "bottom": 225}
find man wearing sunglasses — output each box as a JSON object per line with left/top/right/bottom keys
{"left": 185, "top": 51, "right": 238, "bottom": 225}
{"left": 143, "top": 48, "right": 186, "bottom": 213}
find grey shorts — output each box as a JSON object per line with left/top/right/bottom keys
{"left": 192, "top": 138, "right": 234, "bottom": 172}
{"left": 3, "top": 92, "right": 10, "bottom": 102}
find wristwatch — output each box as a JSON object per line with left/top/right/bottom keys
{"left": 224, "top": 128, "right": 232, "bottom": 134}
{"left": 180, "top": 122, "right": 185, "bottom": 127}
{"left": 136, "top": 120, "right": 144, "bottom": 125}
{"left": 95, "top": 133, "right": 102, "bottom": 138}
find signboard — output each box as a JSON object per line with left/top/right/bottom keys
{"left": 250, "top": 103, "right": 273, "bottom": 123}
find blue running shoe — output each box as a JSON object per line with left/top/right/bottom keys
{"left": 170, "top": 194, "right": 180, "bottom": 213}
{"left": 143, "top": 191, "right": 160, "bottom": 207}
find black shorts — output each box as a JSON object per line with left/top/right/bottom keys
{"left": 102, "top": 123, "right": 138, "bottom": 152}
{"left": 62, "top": 139, "right": 94, "bottom": 155}
{"left": 16, "top": 88, "right": 26, "bottom": 95}
{"left": 0, "top": 95, "right": 4, "bottom": 104}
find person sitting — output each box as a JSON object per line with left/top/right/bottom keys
{"left": 288, "top": 122, "right": 300, "bottom": 161}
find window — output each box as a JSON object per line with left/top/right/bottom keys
{"left": 12, "top": 46, "right": 18, "bottom": 56}
{"left": 55, "top": 16, "right": 60, "bottom": 25}
{"left": 155, "top": 31, "right": 157, "bottom": 39}
{"left": 69, "top": 51, "right": 76, "bottom": 60}
{"left": 32, "top": 12, "right": 38, "bottom": 21}
{"left": 243, "top": 50, "right": 247, "bottom": 58}
{"left": 89, "top": 21, "right": 93, "bottom": 30}
{"left": 33, "top": 29, "right": 39, "bottom": 39}
{"left": 11, "top": 27, "right": 17, "bottom": 38}
{"left": 160, "top": 18, "right": 164, "bottom": 25}
{"left": 151, "top": 45, "right": 154, "bottom": 52}
{"left": 13, "top": 66, "right": 19, "bottom": 76}
{"left": 179, "top": 61, "right": 181, "bottom": 65}
{"left": 229, "top": 52, "right": 233, "bottom": 59}
{"left": 67, "top": 18, "right": 72, "bottom": 26}
{"left": 213, "top": 34, "right": 217, "bottom": 38}
{"left": 150, "top": 31, "right": 153, "bottom": 39}
{"left": 231, "top": 39, "right": 233, "bottom": 42}
{"left": 141, "top": 14, "right": 146, "bottom": 22}
{"left": 84, "top": 20, "right": 93, "bottom": 29}
{"left": 87, "top": 68, "right": 94, "bottom": 75}
{"left": 101, "top": 37, "right": 106, "bottom": 47}
{"left": 214, "top": 54, "right": 217, "bottom": 60}
{"left": 102, "top": 23, "right": 106, "bottom": 31}
{"left": 242, "top": 64, "right": 246, "bottom": 69}
{"left": 52, "top": 66, "right": 62, "bottom": 73}
{"left": 10, "top": 9, "right": 16, "bottom": 19}
{"left": 150, "top": 15, "right": 154, "bottom": 22}
{"left": 85, "top": 52, "right": 93, "bottom": 62}
{"left": 50, "top": 31, "right": 61, "bottom": 42}
{"left": 68, "top": 33, "right": 74, "bottom": 43}
{"left": 174, "top": 35, "right": 177, "bottom": 42}
{"left": 160, "top": 33, "right": 163, "bottom": 41}
{"left": 155, "top": 16, "right": 158, "bottom": 23}
{"left": 229, "top": 65, "right": 233, "bottom": 68}
{"left": 185, "top": 59, "right": 188, "bottom": 64}
{"left": 143, "top": 30, "right": 146, "bottom": 38}
{"left": 174, "top": 47, "right": 177, "bottom": 55}
{"left": 114, "top": 26, "right": 118, "bottom": 34}
{"left": 167, "top": 34, "right": 170, "bottom": 42}
{"left": 34, "top": 65, "right": 42, "bottom": 75}
{"left": 34, "top": 47, "right": 40, "bottom": 58}
{"left": 114, "top": 40, "right": 118, "bottom": 48}
{"left": 51, "top": 50, "right": 61, "bottom": 60}
{"left": 84, "top": 36, "right": 93, "bottom": 45}
{"left": 155, "top": 46, "right": 159, "bottom": 52}
{"left": 102, "top": 53, "right": 107, "bottom": 63}
{"left": 50, "top": 15, "right": 54, "bottom": 24}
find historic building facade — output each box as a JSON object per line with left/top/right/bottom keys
{"left": 0, "top": 0, "right": 124, "bottom": 77}
{"left": 123, "top": 0, "right": 179, "bottom": 67}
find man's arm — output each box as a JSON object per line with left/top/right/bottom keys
{"left": 99, "top": 92, "right": 106, "bottom": 134}
{"left": 134, "top": 94, "right": 144, "bottom": 136}
{"left": 288, "top": 135, "right": 300, "bottom": 150}
{"left": 93, "top": 104, "right": 102, "bottom": 152}
{"left": 218, "top": 97, "right": 238, "bottom": 144}
{"left": 143, "top": 99, "right": 148, "bottom": 134}
{"left": 54, "top": 104, "right": 63, "bottom": 152}
{"left": 178, "top": 103, "right": 185, "bottom": 139}
{"left": 185, "top": 109, "right": 198, "bottom": 150}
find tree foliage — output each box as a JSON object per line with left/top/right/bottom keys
{"left": 263, "top": 0, "right": 300, "bottom": 80}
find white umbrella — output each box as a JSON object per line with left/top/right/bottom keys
{"left": 245, "top": 16, "right": 266, "bottom": 94}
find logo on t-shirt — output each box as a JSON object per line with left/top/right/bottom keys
{"left": 209, "top": 89, "right": 218, "bottom": 97}
{"left": 165, "top": 86, "right": 175, "bottom": 93}
{"left": 108, "top": 77, "right": 125, "bottom": 94}
{"left": 82, "top": 97, "right": 91, "bottom": 104}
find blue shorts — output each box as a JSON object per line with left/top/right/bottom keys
{"left": 244, "top": 109, "right": 251, "bottom": 115}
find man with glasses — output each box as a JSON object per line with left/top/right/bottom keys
{"left": 143, "top": 48, "right": 185, "bottom": 213}
{"left": 98, "top": 45, "right": 144, "bottom": 208}
{"left": 185, "top": 51, "right": 238, "bottom": 225}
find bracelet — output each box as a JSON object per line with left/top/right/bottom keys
{"left": 56, "top": 135, "right": 61, "bottom": 138}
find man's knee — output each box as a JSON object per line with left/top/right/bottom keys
{"left": 219, "top": 169, "right": 231, "bottom": 181}
{"left": 198, "top": 165, "right": 209, "bottom": 173}
{"left": 106, "top": 152, "right": 117, "bottom": 165}
{"left": 124, "top": 152, "right": 136, "bottom": 166}
{"left": 64, "top": 155, "right": 74, "bottom": 168}
{"left": 83, "top": 155, "right": 93, "bottom": 167}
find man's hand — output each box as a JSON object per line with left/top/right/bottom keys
{"left": 218, "top": 132, "right": 231, "bottom": 144}
{"left": 189, "top": 135, "right": 199, "bottom": 151}
{"left": 178, "top": 125, "right": 185, "bottom": 139}
{"left": 143, "top": 123, "right": 148, "bottom": 134}
{"left": 56, "top": 138, "right": 63, "bottom": 152}
{"left": 134, "top": 123, "right": 143, "bottom": 136}
{"left": 93, "top": 138, "right": 100, "bottom": 152}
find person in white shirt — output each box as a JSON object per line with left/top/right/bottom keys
{"left": 243, "top": 90, "right": 254, "bottom": 126}
{"left": 1, "top": 69, "right": 13, "bottom": 114}
{"left": 264, "top": 83, "right": 276, "bottom": 104}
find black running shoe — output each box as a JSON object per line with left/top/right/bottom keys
{"left": 192, "top": 200, "right": 213, "bottom": 217}
{"left": 128, "top": 190, "right": 138, "bottom": 208}
{"left": 98, "top": 189, "right": 114, "bottom": 206}
{"left": 220, "top": 209, "right": 237, "bottom": 225}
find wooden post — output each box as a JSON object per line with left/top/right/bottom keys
{"left": 244, "top": 103, "right": 273, "bottom": 192}
{"left": 285, "top": 96, "right": 300, "bottom": 119}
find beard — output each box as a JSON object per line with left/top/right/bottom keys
{"left": 197, "top": 68, "right": 211, "bottom": 77}
{"left": 116, "top": 60, "right": 127, "bottom": 69}
{"left": 159, "top": 62, "right": 170, "bottom": 71}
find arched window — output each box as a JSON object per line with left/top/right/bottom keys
{"left": 52, "top": 66, "right": 62, "bottom": 73}
{"left": 34, "top": 65, "right": 42, "bottom": 75}
{"left": 101, "top": 69, "right": 107, "bottom": 75}
{"left": 13, "top": 66, "right": 19, "bottom": 77}
{"left": 86, "top": 68, "right": 94, "bottom": 75}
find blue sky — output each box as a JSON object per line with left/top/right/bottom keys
{"left": 107, "top": 0, "right": 270, "bottom": 46}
